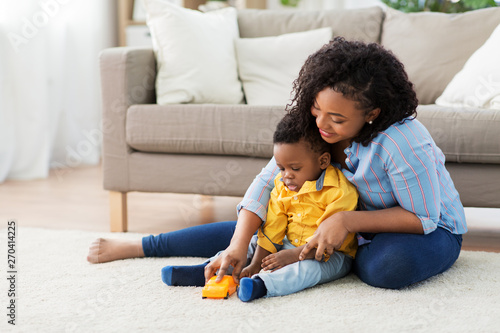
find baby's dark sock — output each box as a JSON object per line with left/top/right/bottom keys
{"left": 237, "top": 276, "right": 267, "bottom": 302}
{"left": 161, "top": 262, "right": 207, "bottom": 287}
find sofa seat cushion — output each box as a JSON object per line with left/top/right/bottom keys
{"left": 237, "top": 6, "right": 383, "bottom": 43}
{"left": 126, "top": 104, "right": 500, "bottom": 164}
{"left": 126, "top": 104, "right": 285, "bottom": 158}
{"left": 417, "top": 105, "right": 500, "bottom": 164}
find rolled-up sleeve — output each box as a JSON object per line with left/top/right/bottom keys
{"left": 348, "top": 119, "right": 466, "bottom": 235}
{"left": 236, "top": 157, "right": 280, "bottom": 222}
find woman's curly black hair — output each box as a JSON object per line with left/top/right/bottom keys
{"left": 274, "top": 113, "right": 330, "bottom": 155}
{"left": 288, "top": 37, "right": 418, "bottom": 146}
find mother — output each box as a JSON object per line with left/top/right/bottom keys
{"left": 88, "top": 37, "right": 467, "bottom": 289}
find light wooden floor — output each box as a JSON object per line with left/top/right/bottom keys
{"left": 0, "top": 164, "right": 241, "bottom": 235}
{"left": 1, "top": 164, "right": 499, "bottom": 252}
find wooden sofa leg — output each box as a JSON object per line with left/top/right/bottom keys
{"left": 110, "top": 191, "right": 128, "bottom": 232}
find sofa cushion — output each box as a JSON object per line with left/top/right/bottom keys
{"left": 126, "top": 105, "right": 285, "bottom": 158}
{"left": 235, "top": 27, "right": 332, "bottom": 106}
{"left": 435, "top": 23, "right": 500, "bottom": 110}
{"left": 127, "top": 104, "right": 500, "bottom": 164}
{"left": 143, "top": 0, "right": 244, "bottom": 105}
{"left": 381, "top": 7, "right": 500, "bottom": 105}
{"left": 416, "top": 104, "right": 500, "bottom": 164}
{"left": 237, "top": 6, "right": 383, "bottom": 43}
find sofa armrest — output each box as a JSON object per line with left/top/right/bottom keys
{"left": 99, "top": 47, "right": 156, "bottom": 191}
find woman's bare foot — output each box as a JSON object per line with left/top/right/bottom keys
{"left": 87, "top": 238, "right": 145, "bottom": 263}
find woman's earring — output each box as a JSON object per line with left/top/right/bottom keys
{"left": 368, "top": 120, "right": 373, "bottom": 125}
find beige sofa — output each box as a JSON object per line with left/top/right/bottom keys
{"left": 100, "top": 6, "right": 500, "bottom": 232}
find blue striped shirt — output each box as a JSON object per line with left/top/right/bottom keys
{"left": 238, "top": 118, "right": 467, "bottom": 235}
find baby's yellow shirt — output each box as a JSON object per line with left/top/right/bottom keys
{"left": 258, "top": 164, "right": 359, "bottom": 259}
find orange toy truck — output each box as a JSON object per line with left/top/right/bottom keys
{"left": 202, "top": 276, "right": 238, "bottom": 299}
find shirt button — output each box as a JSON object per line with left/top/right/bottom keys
{"left": 294, "top": 239, "right": 299, "bottom": 243}
{"left": 297, "top": 213, "right": 301, "bottom": 217}
{"left": 345, "top": 148, "right": 350, "bottom": 153}
{"left": 293, "top": 196, "right": 298, "bottom": 200}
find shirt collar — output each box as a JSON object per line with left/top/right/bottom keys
{"left": 315, "top": 168, "right": 327, "bottom": 191}
{"left": 279, "top": 165, "right": 339, "bottom": 194}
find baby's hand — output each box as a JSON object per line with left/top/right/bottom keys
{"left": 261, "top": 247, "right": 301, "bottom": 272}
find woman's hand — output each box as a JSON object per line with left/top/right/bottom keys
{"left": 204, "top": 242, "right": 248, "bottom": 284}
{"left": 299, "top": 208, "right": 424, "bottom": 261}
{"left": 299, "top": 212, "right": 350, "bottom": 261}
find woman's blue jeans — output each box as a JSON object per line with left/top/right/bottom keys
{"left": 353, "top": 228, "right": 462, "bottom": 289}
{"left": 142, "top": 221, "right": 462, "bottom": 289}
{"left": 142, "top": 221, "right": 237, "bottom": 258}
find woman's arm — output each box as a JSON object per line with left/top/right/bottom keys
{"left": 204, "top": 158, "right": 279, "bottom": 283}
{"left": 204, "top": 209, "right": 262, "bottom": 283}
{"left": 345, "top": 207, "right": 424, "bottom": 234}
{"left": 236, "top": 157, "right": 280, "bottom": 221}
{"left": 300, "top": 207, "right": 423, "bottom": 261}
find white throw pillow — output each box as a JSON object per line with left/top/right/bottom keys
{"left": 144, "top": 0, "right": 244, "bottom": 105}
{"left": 235, "top": 27, "right": 332, "bottom": 106}
{"left": 435, "top": 23, "right": 500, "bottom": 110}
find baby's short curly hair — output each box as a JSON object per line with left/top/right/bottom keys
{"left": 288, "top": 37, "right": 418, "bottom": 146}
{"left": 274, "top": 114, "right": 330, "bottom": 155}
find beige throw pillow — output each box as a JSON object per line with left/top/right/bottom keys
{"left": 235, "top": 28, "right": 332, "bottom": 106}
{"left": 381, "top": 7, "right": 500, "bottom": 105}
{"left": 436, "top": 23, "right": 500, "bottom": 110}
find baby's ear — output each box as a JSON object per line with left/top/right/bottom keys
{"left": 319, "top": 152, "right": 331, "bottom": 169}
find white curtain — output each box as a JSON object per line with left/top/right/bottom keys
{"left": 0, "top": 0, "right": 117, "bottom": 182}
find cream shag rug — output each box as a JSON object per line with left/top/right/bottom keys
{"left": 2, "top": 227, "right": 499, "bottom": 333}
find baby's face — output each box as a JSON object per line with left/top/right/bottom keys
{"left": 274, "top": 139, "right": 324, "bottom": 193}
